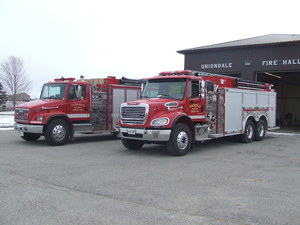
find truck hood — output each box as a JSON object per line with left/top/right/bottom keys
{"left": 16, "top": 99, "right": 64, "bottom": 110}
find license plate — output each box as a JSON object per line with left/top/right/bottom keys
{"left": 128, "top": 129, "right": 136, "bottom": 135}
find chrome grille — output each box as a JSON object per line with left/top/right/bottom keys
{"left": 121, "top": 106, "right": 146, "bottom": 125}
{"left": 15, "top": 108, "right": 29, "bottom": 122}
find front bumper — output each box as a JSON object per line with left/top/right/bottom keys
{"left": 118, "top": 127, "right": 171, "bottom": 142}
{"left": 14, "top": 123, "right": 44, "bottom": 134}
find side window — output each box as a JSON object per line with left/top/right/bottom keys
{"left": 189, "top": 80, "right": 199, "bottom": 98}
{"left": 68, "top": 84, "right": 86, "bottom": 100}
{"left": 77, "top": 85, "right": 86, "bottom": 99}
{"left": 206, "top": 81, "right": 214, "bottom": 92}
{"left": 68, "top": 85, "right": 77, "bottom": 100}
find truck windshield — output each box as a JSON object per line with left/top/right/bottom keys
{"left": 40, "top": 83, "right": 67, "bottom": 100}
{"left": 142, "top": 78, "right": 186, "bottom": 100}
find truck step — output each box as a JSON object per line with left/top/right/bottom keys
{"left": 73, "top": 123, "right": 92, "bottom": 132}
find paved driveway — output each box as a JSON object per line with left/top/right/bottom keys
{"left": 0, "top": 130, "right": 299, "bottom": 225}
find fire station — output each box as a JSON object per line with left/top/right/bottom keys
{"left": 177, "top": 34, "right": 300, "bottom": 127}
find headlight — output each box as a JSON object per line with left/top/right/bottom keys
{"left": 151, "top": 117, "right": 169, "bottom": 126}
{"left": 37, "top": 115, "right": 43, "bottom": 121}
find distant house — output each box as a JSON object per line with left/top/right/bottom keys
{"left": 5, "top": 93, "right": 31, "bottom": 109}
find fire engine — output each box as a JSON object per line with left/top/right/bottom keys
{"left": 118, "top": 70, "right": 278, "bottom": 156}
{"left": 14, "top": 76, "right": 142, "bottom": 145}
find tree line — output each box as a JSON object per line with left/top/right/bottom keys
{"left": 0, "top": 56, "right": 31, "bottom": 110}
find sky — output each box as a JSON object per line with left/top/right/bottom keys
{"left": 0, "top": 0, "right": 299, "bottom": 98}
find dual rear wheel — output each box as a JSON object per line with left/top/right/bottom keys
{"left": 240, "top": 119, "right": 267, "bottom": 143}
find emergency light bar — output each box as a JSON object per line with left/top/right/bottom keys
{"left": 54, "top": 77, "right": 76, "bottom": 82}
{"left": 159, "top": 70, "right": 235, "bottom": 78}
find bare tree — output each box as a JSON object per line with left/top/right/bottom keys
{"left": 0, "top": 56, "right": 31, "bottom": 109}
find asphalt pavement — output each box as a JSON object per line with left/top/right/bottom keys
{"left": 0, "top": 130, "right": 299, "bottom": 225}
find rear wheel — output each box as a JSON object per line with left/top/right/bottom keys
{"left": 254, "top": 119, "right": 267, "bottom": 141}
{"left": 21, "top": 132, "right": 41, "bottom": 141}
{"left": 122, "top": 139, "right": 144, "bottom": 150}
{"left": 45, "top": 119, "right": 69, "bottom": 146}
{"left": 240, "top": 120, "right": 255, "bottom": 143}
{"left": 166, "top": 123, "right": 192, "bottom": 156}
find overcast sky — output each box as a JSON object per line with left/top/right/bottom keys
{"left": 0, "top": 0, "right": 299, "bottom": 98}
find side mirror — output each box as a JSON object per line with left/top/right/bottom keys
{"left": 200, "top": 80, "right": 205, "bottom": 90}
{"left": 199, "top": 80, "right": 205, "bottom": 99}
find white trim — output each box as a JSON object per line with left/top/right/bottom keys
{"left": 30, "top": 121, "right": 43, "bottom": 124}
{"left": 189, "top": 115, "right": 205, "bottom": 119}
{"left": 67, "top": 113, "right": 90, "bottom": 119}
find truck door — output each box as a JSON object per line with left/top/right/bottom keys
{"left": 66, "top": 84, "right": 90, "bottom": 122}
{"left": 187, "top": 80, "right": 205, "bottom": 120}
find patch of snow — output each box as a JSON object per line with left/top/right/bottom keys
{"left": 0, "top": 127, "right": 14, "bottom": 130}
{"left": 268, "top": 132, "right": 300, "bottom": 136}
{"left": 0, "top": 113, "right": 14, "bottom": 128}
{"left": 0, "top": 111, "right": 14, "bottom": 115}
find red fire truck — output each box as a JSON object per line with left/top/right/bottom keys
{"left": 118, "top": 70, "right": 278, "bottom": 156}
{"left": 14, "top": 76, "right": 142, "bottom": 145}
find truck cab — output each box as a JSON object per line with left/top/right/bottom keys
{"left": 15, "top": 76, "right": 141, "bottom": 145}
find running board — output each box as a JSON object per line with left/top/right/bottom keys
{"left": 73, "top": 123, "right": 92, "bottom": 132}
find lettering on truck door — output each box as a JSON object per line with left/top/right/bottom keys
{"left": 188, "top": 80, "right": 205, "bottom": 120}
{"left": 66, "top": 84, "right": 90, "bottom": 122}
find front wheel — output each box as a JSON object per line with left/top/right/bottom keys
{"left": 122, "top": 139, "right": 144, "bottom": 150}
{"left": 21, "top": 132, "right": 41, "bottom": 141}
{"left": 166, "top": 123, "right": 192, "bottom": 156}
{"left": 240, "top": 120, "right": 255, "bottom": 143}
{"left": 45, "top": 119, "right": 69, "bottom": 146}
{"left": 254, "top": 119, "right": 267, "bottom": 141}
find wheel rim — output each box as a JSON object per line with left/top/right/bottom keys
{"left": 258, "top": 123, "right": 265, "bottom": 137}
{"left": 52, "top": 125, "right": 66, "bottom": 141}
{"left": 246, "top": 124, "right": 254, "bottom": 139}
{"left": 176, "top": 131, "right": 188, "bottom": 150}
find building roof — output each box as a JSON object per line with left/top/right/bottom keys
{"left": 7, "top": 93, "right": 30, "bottom": 101}
{"left": 177, "top": 34, "right": 300, "bottom": 54}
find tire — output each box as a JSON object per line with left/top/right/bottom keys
{"left": 21, "top": 132, "right": 41, "bottom": 141}
{"left": 45, "top": 119, "right": 69, "bottom": 146}
{"left": 166, "top": 123, "right": 192, "bottom": 156}
{"left": 240, "top": 120, "right": 255, "bottom": 143}
{"left": 254, "top": 119, "right": 267, "bottom": 141}
{"left": 122, "top": 139, "right": 144, "bottom": 150}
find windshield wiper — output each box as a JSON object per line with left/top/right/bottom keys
{"left": 41, "top": 96, "right": 59, "bottom": 100}
{"left": 156, "top": 94, "right": 174, "bottom": 99}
